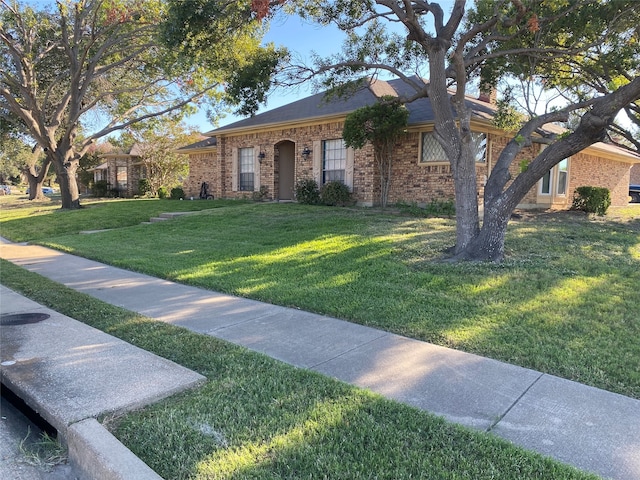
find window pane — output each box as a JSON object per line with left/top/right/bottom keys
{"left": 323, "top": 139, "right": 346, "bottom": 184}
{"left": 116, "top": 166, "right": 127, "bottom": 191}
{"left": 238, "top": 147, "right": 254, "bottom": 191}
{"left": 421, "top": 132, "right": 447, "bottom": 162}
{"left": 541, "top": 170, "right": 551, "bottom": 194}
{"left": 557, "top": 159, "right": 568, "bottom": 195}
{"left": 472, "top": 132, "right": 487, "bottom": 163}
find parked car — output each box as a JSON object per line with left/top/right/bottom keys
{"left": 0, "top": 185, "right": 11, "bottom": 195}
{"left": 25, "top": 186, "right": 56, "bottom": 195}
{"left": 630, "top": 185, "right": 640, "bottom": 203}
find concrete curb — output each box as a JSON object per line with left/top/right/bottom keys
{"left": 67, "top": 419, "right": 163, "bottom": 480}
{"left": 1, "top": 285, "right": 206, "bottom": 480}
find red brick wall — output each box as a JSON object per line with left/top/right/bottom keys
{"left": 189, "top": 125, "right": 633, "bottom": 208}
{"left": 570, "top": 152, "right": 632, "bottom": 206}
{"left": 215, "top": 122, "right": 377, "bottom": 204}
{"left": 183, "top": 150, "right": 216, "bottom": 199}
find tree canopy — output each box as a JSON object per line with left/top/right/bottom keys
{"left": 1, "top": 0, "right": 285, "bottom": 208}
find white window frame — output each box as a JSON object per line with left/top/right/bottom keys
{"left": 420, "top": 131, "right": 487, "bottom": 163}
{"left": 238, "top": 147, "right": 255, "bottom": 192}
{"left": 539, "top": 158, "right": 570, "bottom": 196}
{"left": 322, "top": 139, "right": 347, "bottom": 184}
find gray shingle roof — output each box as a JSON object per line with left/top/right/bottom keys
{"left": 209, "top": 77, "right": 497, "bottom": 134}
{"left": 176, "top": 136, "right": 218, "bottom": 151}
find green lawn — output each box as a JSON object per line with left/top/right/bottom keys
{"left": 0, "top": 261, "right": 599, "bottom": 479}
{"left": 1, "top": 198, "right": 639, "bottom": 399}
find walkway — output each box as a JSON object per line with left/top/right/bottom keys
{"left": 1, "top": 239, "right": 638, "bottom": 480}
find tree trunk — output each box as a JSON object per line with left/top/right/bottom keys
{"left": 51, "top": 149, "right": 82, "bottom": 209}
{"left": 451, "top": 139, "right": 480, "bottom": 253}
{"left": 427, "top": 46, "right": 480, "bottom": 252}
{"left": 453, "top": 200, "right": 511, "bottom": 262}
{"left": 24, "top": 158, "right": 52, "bottom": 201}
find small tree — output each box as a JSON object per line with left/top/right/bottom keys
{"left": 342, "top": 98, "right": 408, "bottom": 208}
{"left": 126, "top": 121, "right": 202, "bottom": 196}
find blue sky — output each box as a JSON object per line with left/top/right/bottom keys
{"left": 193, "top": 13, "right": 349, "bottom": 131}
{"left": 198, "top": 18, "right": 330, "bottom": 129}
{"left": 204, "top": 2, "right": 456, "bottom": 131}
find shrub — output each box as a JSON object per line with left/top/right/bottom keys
{"left": 320, "top": 181, "right": 354, "bottom": 206}
{"left": 138, "top": 178, "right": 152, "bottom": 197}
{"left": 396, "top": 199, "right": 456, "bottom": 218}
{"left": 170, "top": 186, "right": 185, "bottom": 200}
{"left": 92, "top": 180, "right": 109, "bottom": 197}
{"left": 295, "top": 178, "right": 320, "bottom": 205}
{"left": 157, "top": 186, "right": 169, "bottom": 199}
{"left": 571, "top": 186, "right": 611, "bottom": 215}
{"left": 252, "top": 185, "right": 269, "bottom": 202}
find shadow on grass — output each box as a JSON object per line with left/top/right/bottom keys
{"left": 29, "top": 204, "right": 640, "bottom": 398}
{"left": 0, "top": 258, "right": 612, "bottom": 480}
{"left": 105, "top": 319, "right": 597, "bottom": 480}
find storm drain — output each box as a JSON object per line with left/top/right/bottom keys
{"left": 0, "top": 313, "right": 50, "bottom": 326}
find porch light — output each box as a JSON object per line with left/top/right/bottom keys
{"left": 258, "top": 151, "right": 266, "bottom": 163}
{"left": 301, "top": 146, "right": 311, "bottom": 160}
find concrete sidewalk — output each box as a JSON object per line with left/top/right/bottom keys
{"left": 1, "top": 239, "right": 639, "bottom": 480}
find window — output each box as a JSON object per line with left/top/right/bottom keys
{"left": 238, "top": 147, "right": 255, "bottom": 191}
{"left": 539, "top": 158, "right": 569, "bottom": 196}
{"left": 323, "top": 139, "right": 346, "bottom": 184}
{"left": 116, "top": 166, "right": 127, "bottom": 191}
{"left": 540, "top": 170, "right": 551, "bottom": 195}
{"left": 472, "top": 132, "right": 487, "bottom": 163}
{"left": 556, "top": 159, "right": 568, "bottom": 196}
{"left": 421, "top": 132, "right": 447, "bottom": 162}
{"left": 420, "top": 132, "right": 486, "bottom": 163}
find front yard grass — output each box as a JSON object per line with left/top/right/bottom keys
{"left": 1, "top": 199, "right": 639, "bottom": 399}
{"left": 0, "top": 261, "right": 599, "bottom": 479}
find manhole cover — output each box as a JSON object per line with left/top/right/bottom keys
{"left": 0, "top": 313, "right": 50, "bottom": 326}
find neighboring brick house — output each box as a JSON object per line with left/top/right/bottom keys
{"left": 177, "top": 137, "right": 217, "bottom": 199}
{"left": 92, "top": 144, "right": 145, "bottom": 197}
{"left": 178, "top": 78, "right": 639, "bottom": 207}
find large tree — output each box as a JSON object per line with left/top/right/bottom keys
{"left": 1, "top": 0, "right": 284, "bottom": 209}
{"left": 284, "top": 0, "right": 640, "bottom": 261}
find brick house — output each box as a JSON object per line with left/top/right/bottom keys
{"left": 178, "top": 78, "right": 639, "bottom": 208}
{"left": 92, "top": 144, "right": 145, "bottom": 197}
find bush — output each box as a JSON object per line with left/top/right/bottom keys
{"left": 320, "top": 181, "right": 354, "bottom": 206}
{"left": 157, "top": 186, "right": 169, "bottom": 199}
{"left": 138, "top": 178, "right": 152, "bottom": 197}
{"left": 252, "top": 185, "right": 269, "bottom": 202}
{"left": 170, "top": 187, "right": 185, "bottom": 200}
{"left": 295, "top": 178, "right": 320, "bottom": 205}
{"left": 92, "top": 180, "right": 109, "bottom": 197}
{"left": 571, "top": 186, "right": 611, "bottom": 216}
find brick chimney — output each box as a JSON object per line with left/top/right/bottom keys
{"left": 478, "top": 83, "right": 497, "bottom": 104}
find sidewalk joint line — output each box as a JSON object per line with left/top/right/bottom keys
{"left": 308, "top": 331, "right": 390, "bottom": 370}
{"left": 485, "top": 372, "right": 545, "bottom": 433}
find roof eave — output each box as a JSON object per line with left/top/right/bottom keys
{"left": 207, "top": 112, "right": 353, "bottom": 137}
{"left": 175, "top": 146, "right": 217, "bottom": 155}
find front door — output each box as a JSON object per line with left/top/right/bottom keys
{"left": 278, "top": 142, "right": 295, "bottom": 200}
